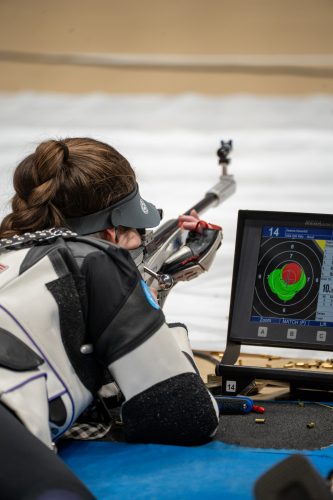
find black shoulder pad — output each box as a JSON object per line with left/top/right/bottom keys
{"left": 0, "top": 327, "right": 44, "bottom": 371}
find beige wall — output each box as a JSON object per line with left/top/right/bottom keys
{"left": 0, "top": 0, "right": 333, "bottom": 94}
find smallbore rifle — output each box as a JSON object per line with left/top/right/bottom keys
{"left": 139, "top": 140, "right": 236, "bottom": 307}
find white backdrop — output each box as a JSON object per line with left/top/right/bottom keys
{"left": 1, "top": 92, "right": 333, "bottom": 357}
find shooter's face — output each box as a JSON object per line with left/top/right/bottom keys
{"left": 104, "top": 226, "right": 142, "bottom": 250}
{"left": 116, "top": 226, "right": 143, "bottom": 250}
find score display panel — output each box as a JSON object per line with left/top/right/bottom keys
{"left": 227, "top": 210, "right": 333, "bottom": 352}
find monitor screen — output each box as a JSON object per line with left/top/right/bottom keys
{"left": 228, "top": 211, "right": 333, "bottom": 351}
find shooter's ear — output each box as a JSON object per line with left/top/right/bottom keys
{"left": 104, "top": 228, "right": 117, "bottom": 243}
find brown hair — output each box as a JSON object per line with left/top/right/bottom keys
{"left": 0, "top": 138, "right": 136, "bottom": 237}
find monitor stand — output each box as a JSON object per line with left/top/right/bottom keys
{"left": 217, "top": 342, "right": 333, "bottom": 401}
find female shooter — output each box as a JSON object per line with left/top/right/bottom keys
{"left": 0, "top": 137, "right": 219, "bottom": 499}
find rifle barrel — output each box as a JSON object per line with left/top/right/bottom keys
{"left": 147, "top": 192, "right": 218, "bottom": 253}
{"left": 184, "top": 192, "right": 218, "bottom": 216}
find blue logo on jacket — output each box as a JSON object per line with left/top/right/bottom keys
{"left": 140, "top": 280, "right": 160, "bottom": 310}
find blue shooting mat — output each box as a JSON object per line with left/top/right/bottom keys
{"left": 59, "top": 439, "right": 333, "bottom": 499}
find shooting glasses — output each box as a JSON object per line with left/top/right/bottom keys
{"left": 66, "top": 184, "right": 161, "bottom": 235}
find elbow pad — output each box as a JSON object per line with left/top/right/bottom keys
{"left": 110, "top": 323, "right": 219, "bottom": 445}
{"left": 167, "top": 322, "right": 219, "bottom": 429}
{"left": 95, "top": 275, "right": 218, "bottom": 444}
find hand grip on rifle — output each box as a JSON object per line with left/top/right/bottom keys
{"left": 160, "top": 210, "right": 223, "bottom": 283}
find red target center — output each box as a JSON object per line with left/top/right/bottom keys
{"left": 282, "top": 262, "right": 302, "bottom": 285}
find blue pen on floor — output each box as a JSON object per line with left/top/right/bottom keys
{"left": 214, "top": 395, "right": 254, "bottom": 414}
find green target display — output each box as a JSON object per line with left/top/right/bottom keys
{"left": 268, "top": 263, "right": 306, "bottom": 301}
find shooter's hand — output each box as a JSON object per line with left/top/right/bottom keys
{"left": 178, "top": 209, "right": 222, "bottom": 233}
{"left": 178, "top": 209, "right": 201, "bottom": 232}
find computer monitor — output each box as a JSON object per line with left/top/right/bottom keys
{"left": 217, "top": 210, "right": 333, "bottom": 396}
{"left": 223, "top": 210, "right": 333, "bottom": 362}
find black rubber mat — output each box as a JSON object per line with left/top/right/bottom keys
{"left": 64, "top": 401, "right": 333, "bottom": 450}
{"left": 216, "top": 402, "right": 333, "bottom": 450}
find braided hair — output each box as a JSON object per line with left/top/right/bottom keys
{"left": 0, "top": 138, "right": 136, "bottom": 237}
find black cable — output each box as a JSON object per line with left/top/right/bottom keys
{"left": 193, "top": 350, "right": 219, "bottom": 366}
